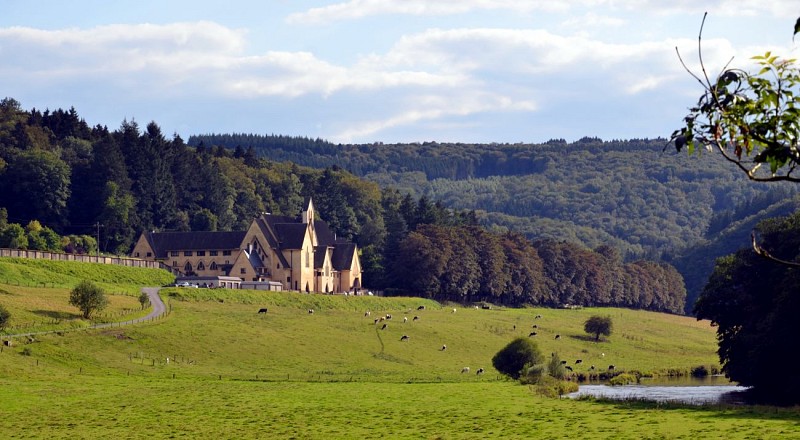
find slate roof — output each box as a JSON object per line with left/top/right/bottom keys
{"left": 331, "top": 242, "right": 357, "bottom": 271}
{"left": 145, "top": 231, "right": 246, "bottom": 259}
{"left": 273, "top": 223, "right": 307, "bottom": 249}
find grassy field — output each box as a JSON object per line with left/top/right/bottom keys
{"left": 0, "top": 259, "right": 799, "bottom": 438}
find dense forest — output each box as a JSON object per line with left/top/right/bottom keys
{"left": 190, "top": 133, "right": 799, "bottom": 312}
{"left": 0, "top": 98, "right": 686, "bottom": 312}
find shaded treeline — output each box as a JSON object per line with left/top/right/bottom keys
{"left": 189, "top": 133, "right": 795, "bottom": 314}
{"left": 0, "top": 98, "right": 683, "bottom": 311}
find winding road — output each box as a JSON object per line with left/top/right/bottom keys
{"left": 2, "top": 287, "right": 167, "bottom": 339}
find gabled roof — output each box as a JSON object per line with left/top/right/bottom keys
{"left": 145, "top": 231, "right": 246, "bottom": 259}
{"left": 331, "top": 242, "right": 357, "bottom": 271}
{"left": 314, "top": 245, "right": 330, "bottom": 269}
{"left": 273, "top": 223, "right": 307, "bottom": 249}
{"left": 314, "top": 220, "right": 336, "bottom": 247}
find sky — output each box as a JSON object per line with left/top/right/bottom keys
{"left": 0, "top": 1, "right": 797, "bottom": 144}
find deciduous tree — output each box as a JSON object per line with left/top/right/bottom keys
{"left": 69, "top": 280, "right": 108, "bottom": 319}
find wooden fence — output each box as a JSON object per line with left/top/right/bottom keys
{"left": 0, "top": 248, "right": 170, "bottom": 271}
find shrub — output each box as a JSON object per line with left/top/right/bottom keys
{"left": 609, "top": 373, "right": 638, "bottom": 386}
{"left": 532, "top": 375, "right": 579, "bottom": 397}
{"left": 492, "top": 337, "right": 544, "bottom": 380}
{"left": 21, "top": 347, "right": 32, "bottom": 356}
{"left": 547, "top": 353, "right": 566, "bottom": 380}
{"left": 691, "top": 365, "right": 709, "bottom": 378}
{"left": 0, "top": 304, "right": 10, "bottom": 329}
{"left": 521, "top": 364, "right": 546, "bottom": 384}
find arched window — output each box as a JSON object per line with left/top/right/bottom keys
{"left": 305, "top": 249, "right": 310, "bottom": 268}
{"left": 184, "top": 262, "right": 193, "bottom": 272}
{"left": 210, "top": 261, "right": 218, "bottom": 271}
{"left": 197, "top": 261, "right": 205, "bottom": 271}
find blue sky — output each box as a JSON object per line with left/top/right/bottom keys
{"left": 1, "top": 1, "right": 796, "bottom": 144}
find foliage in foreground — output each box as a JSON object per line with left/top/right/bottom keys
{"left": 695, "top": 211, "right": 800, "bottom": 404}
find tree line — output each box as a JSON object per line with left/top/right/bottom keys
{"left": 190, "top": 131, "right": 795, "bottom": 314}
{"left": 0, "top": 97, "right": 685, "bottom": 311}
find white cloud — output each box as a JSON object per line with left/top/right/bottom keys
{"left": 331, "top": 91, "right": 536, "bottom": 143}
{"left": 286, "top": 0, "right": 795, "bottom": 24}
{"left": 287, "top": 0, "right": 569, "bottom": 24}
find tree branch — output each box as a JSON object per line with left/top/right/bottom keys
{"left": 751, "top": 231, "right": 800, "bottom": 268}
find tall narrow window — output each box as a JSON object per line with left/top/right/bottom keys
{"left": 210, "top": 261, "right": 218, "bottom": 271}
{"left": 305, "top": 249, "right": 310, "bottom": 268}
{"left": 197, "top": 262, "right": 205, "bottom": 271}
{"left": 184, "top": 262, "right": 192, "bottom": 272}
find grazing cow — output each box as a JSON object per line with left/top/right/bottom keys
{"left": 565, "top": 366, "right": 573, "bottom": 372}
{"left": 590, "top": 365, "right": 596, "bottom": 370}
{"left": 364, "top": 311, "right": 371, "bottom": 317}
{"left": 528, "top": 332, "right": 537, "bottom": 337}
{"left": 532, "top": 324, "right": 538, "bottom": 329}
{"left": 601, "top": 353, "right": 605, "bottom": 357}
{"left": 400, "top": 335, "right": 409, "bottom": 341}
{"left": 413, "top": 316, "right": 420, "bottom": 321}
{"left": 608, "top": 365, "right": 615, "bottom": 371}
{"left": 308, "top": 309, "right": 314, "bottom": 314}
{"left": 452, "top": 308, "right": 457, "bottom": 313}
{"left": 257, "top": 308, "right": 268, "bottom": 314}
{"left": 560, "top": 360, "right": 567, "bottom": 365}
{"left": 476, "top": 368, "right": 485, "bottom": 375}
{"left": 381, "top": 323, "right": 388, "bottom": 330}
{"left": 403, "top": 316, "right": 408, "bottom": 323}
{"left": 385, "top": 314, "right": 392, "bottom": 320}
{"left": 513, "top": 325, "right": 516, "bottom": 330}
{"left": 417, "top": 305, "right": 426, "bottom": 311}
{"left": 461, "top": 367, "right": 470, "bottom": 373}
{"left": 374, "top": 318, "right": 380, "bottom": 325}
{"left": 441, "top": 344, "right": 447, "bottom": 351}
{"left": 554, "top": 334, "right": 561, "bottom": 340}
{"left": 535, "top": 314, "right": 542, "bottom": 319}
{"left": 575, "top": 359, "right": 583, "bottom": 364}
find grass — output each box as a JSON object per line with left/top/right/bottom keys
{"left": 1, "top": 378, "right": 798, "bottom": 439}
{"left": 0, "top": 259, "right": 799, "bottom": 438}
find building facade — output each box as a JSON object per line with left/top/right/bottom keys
{"left": 131, "top": 199, "right": 362, "bottom": 293}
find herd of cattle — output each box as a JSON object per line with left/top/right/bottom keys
{"left": 255, "top": 304, "right": 617, "bottom": 376}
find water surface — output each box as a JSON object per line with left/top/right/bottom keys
{"left": 567, "top": 376, "right": 749, "bottom": 405}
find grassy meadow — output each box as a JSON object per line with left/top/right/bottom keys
{"left": 1, "top": 259, "right": 799, "bottom": 439}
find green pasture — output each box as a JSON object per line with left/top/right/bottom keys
{"left": 0, "top": 259, "right": 799, "bottom": 438}
{"left": 1, "top": 378, "right": 799, "bottom": 439}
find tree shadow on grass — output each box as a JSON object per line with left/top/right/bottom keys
{"left": 32, "top": 310, "right": 78, "bottom": 320}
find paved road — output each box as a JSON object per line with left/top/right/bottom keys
{"left": 92, "top": 287, "right": 166, "bottom": 329}
{"left": 2, "top": 287, "right": 166, "bottom": 339}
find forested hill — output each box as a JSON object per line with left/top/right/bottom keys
{"left": 189, "top": 133, "right": 799, "bottom": 313}
{"left": 188, "top": 133, "right": 793, "bottom": 258}
{"left": 0, "top": 98, "right": 687, "bottom": 313}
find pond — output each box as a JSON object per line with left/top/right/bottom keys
{"left": 566, "top": 376, "right": 750, "bottom": 405}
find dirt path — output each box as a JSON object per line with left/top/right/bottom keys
{"left": 2, "top": 287, "right": 167, "bottom": 339}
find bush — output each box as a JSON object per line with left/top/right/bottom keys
{"left": 547, "top": 353, "right": 567, "bottom": 380}
{"left": 0, "top": 304, "right": 10, "bottom": 329}
{"left": 532, "top": 375, "right": 579, "bottom": 397}
{"left": 21, "top": 347, "right": 32, "bottom": 356}
{"left": 691, "top": 365, "right": 709, "bottom": 378}
{"left": 492, "top": 337, "right": 544, "bottom": 380}
{"left": 521, "top": 364, "right": 546, "bottom": 384}
{"left": 609, "top": 373, "right": 638, "bottom": 386}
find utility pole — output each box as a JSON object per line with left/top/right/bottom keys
{"left": 94, "top": 222, "right": 103, "bottom": 259}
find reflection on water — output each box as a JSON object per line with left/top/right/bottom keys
{"left": 566, "top": 376, "right": 750, "bottom": 405}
